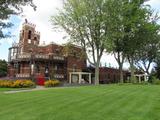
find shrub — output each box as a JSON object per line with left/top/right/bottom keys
{"left": 0, "top": 80, "right": 35, "bottom": 88}
{"left": 0, "top": 80, "right": 13, "bottom": 88}
{"left": 151, "top": 77, "right": 160, "bottom": 85}
{"left": 44, "top": 80, "right": 60, "bottom": 87}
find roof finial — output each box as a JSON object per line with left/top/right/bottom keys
{"left": 25, "top": 19, "right": 28, "bottom": 23}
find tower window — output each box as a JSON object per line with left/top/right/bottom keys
{"left": 28, "top": 30, "right": 32, "bottom": 39}
{"left": 22, "top": 30, "right": 24, "bottom": 37}
{"left": 34, "top": 37, "right": 37, "bottom": 45}
{"left": 34, "top": 37, "right": 37, "bottom": 40}
{"left": 34, "top": 41, "right": 37, "bottom": 45}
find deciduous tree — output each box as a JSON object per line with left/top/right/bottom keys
{"left": 51, "top": 0, "right": 109, "bottom": 84}
{"left": 0, "top": 59, "right": 7, "bottom": 77}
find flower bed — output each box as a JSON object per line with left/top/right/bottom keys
{"left": 44, "top": 80, "right": 60, "bottom": 87}
{"left": 0, "top": 80, "right": 35, "bottom": 88}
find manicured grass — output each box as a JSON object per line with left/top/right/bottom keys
{"left": 0, "top": 88, "right": 15, "bottom": 92}
{"left": 0, "top": 84, "right": 160, "bottom": 120}
{"left": 0, "top": 88, "right": 33, "bottom": 92}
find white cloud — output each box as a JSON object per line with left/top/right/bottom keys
{"left": 19, "top": 0, "right": 67, "bottom": 44}
{"left": 146, "top": 0, "right": 160, "bottom": 7}
{"left": 146, "top": 0, "right": 160, "bottom": 15}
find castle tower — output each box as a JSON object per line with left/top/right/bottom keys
{"left": 19, "top": 19, "right": 40, "bottom": 54}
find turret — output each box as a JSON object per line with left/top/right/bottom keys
{"left": 19, "top": 19, "right": 40, "bottom": 54}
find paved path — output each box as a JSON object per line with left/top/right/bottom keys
{"left": 4, "top": 86, "right": 48, "bottom": 94}
{"left": 3, "top": 84, "right": 93, "bottom": 94}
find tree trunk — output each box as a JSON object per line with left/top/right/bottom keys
{"left": 119, "top": 64, "right": 123, "bottom": 83}
{"left": 95, "top": 61, "right": 100, "bottom": 85}
{"left": 130, "top": 58, "right": 136, "bottom": 83}
{"left": 114, "top": 52, "right": 124, "bottom": 83}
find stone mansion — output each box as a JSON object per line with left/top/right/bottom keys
{"left": 8, "top": 20, "right": 86, "bottom": 83}
{"left": 8, "top": 20, "right": 130, "bottom": 84}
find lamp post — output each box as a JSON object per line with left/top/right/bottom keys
{"left": 30, "top": 51, "right": 35, "bottom": 81}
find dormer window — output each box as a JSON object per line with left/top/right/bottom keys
{"left": 28, "top": 30, "right": 32, "bottom": 39}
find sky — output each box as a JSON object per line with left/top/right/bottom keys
{"left": 0, "top": 0, "right": 160, "bottom": 69}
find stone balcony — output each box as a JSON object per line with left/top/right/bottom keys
{"left": 16, "top": 74, "right": 30, "bottom": 78}
{"left": 53, "top": 56, "right": 65, "bottom": 61}
{"left": 9, "top": 53, "right": 66, "bottom": 62}
{"left": 35, "top": 54, "right": 49, "bottom": 59}
{"left": 18, "top": 54, "right": 31, "bottom": 59}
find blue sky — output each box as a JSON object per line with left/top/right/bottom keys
{"left": 0, "top": 0, "right": 160, "bottom": 69}
{"left": 0, "top": 16, "right": 21, "bottom": 61}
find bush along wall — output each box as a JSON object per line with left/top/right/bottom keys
{"left": 0, "top": 80, "right": 35, "bottom": 88}
{"left": 44, "top": 80, "right": 60, "bottom": 87}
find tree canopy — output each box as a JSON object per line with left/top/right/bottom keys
{"left": 51, "top": 0, "right": 160, "bottom": 83}
{"left": 0, "top": 59, "right": 7, "bottom": 77}
{"left": 51, "top": 0, "right": 109, "bottom": 84}
{"left": 0, "top": 0, "right": 36, "bottom": 39}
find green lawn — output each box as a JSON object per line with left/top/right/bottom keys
{"left": 0, "top": 85, "right": 160, "bottom": 120}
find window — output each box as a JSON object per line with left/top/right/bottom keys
{"left": 18, "top": 64, "right": 20, "bottom": 74}
{"left": 34, "top": 41, "right": 37, "bottom": 45}
{"left": 22, "top": 30, "right": 24, "bottom": 37}
{"left": 113, "top": 74, "right": 116, "bottom": 82}
{"left": 73, "top": 64, "right": 77, "bottom": 72}
{"left": 34, "top": 37, "right": 37, "bottom": 40}
{"left": 20, "top": 47, "right": 23, "bottom": 53}
{"left": 108, "top": 74, "right": 110, "bottom": 79}
{"left": 36, "top": 64, "right": 40, "bottom": 73}
{"left": 28, "top": 30, "right": 32, "bottom": 39}
{"left": 73, "top": 52, "right": 76, "bottom": 57}
{"left": 28, "top": 39, "right": 31, "bottom": 44}
{"left": 55, "top": 49, "right": 59, "bottom": 54}
{"left": 55, "top": 65, "right": 58, "bottom": 71}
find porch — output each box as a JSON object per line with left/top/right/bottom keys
{"left": 69, "top": 72, "right": 92, "bottom": 84}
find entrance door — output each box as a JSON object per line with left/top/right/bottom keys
{"left": 37, "top": 75, "right": 45, "bottom": 86}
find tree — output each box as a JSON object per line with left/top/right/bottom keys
{"left": 135, "top": 27, "right": 160, "bottom": 75}
{"left": 104, "top": 0, "right": 127, "bottom": 83}
{"left": 51, "top": 0, "right": 109, "bottom": 84}
{"left": 150, "top": 47, "right": 160, "bottom": 79}
{"left": 104, "top": 0, "right": 153, "bottom": 83}
{"left": 0, "top": 59, "right": 7, "bottom": 77}
{"left": 0, "top": 0, "right": 36, "bottom": 39}
{"left": 121, "top": 0, "right": 155, "bottom": 83}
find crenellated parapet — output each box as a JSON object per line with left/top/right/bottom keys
{"left": 22, "top": 22, "right": 36, "bottom": 28}
{"left": 35, "top": 31, "right": 40, "bottom": 35}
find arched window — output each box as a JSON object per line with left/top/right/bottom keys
{"left": 22, "top": 30, "right": 24, "bottom": 37}
{"left": 34, "top": 37, "right": 37, "bottom": 40}
{"left": 28, "top": 30, "right": 32, "bottom": 39}
{"left": 34, "top": 37, "right": 37, "bottom": 45}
